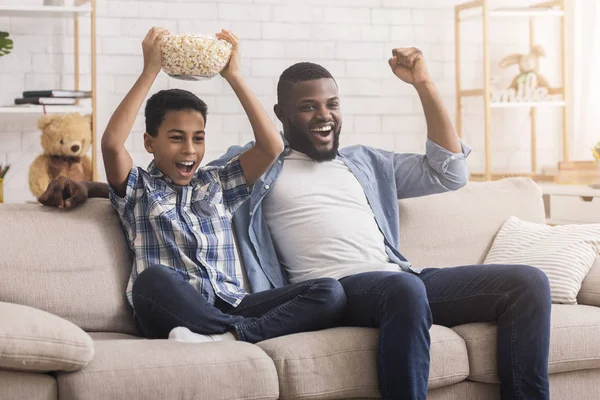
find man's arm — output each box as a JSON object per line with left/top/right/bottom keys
{"left": 217, "top": 30, "right": 283, "bottom": 185}
{"left": 389, "top": 47, "right": 461, "bottom": 153}
{"left": 102, "top": 27, "right": 168, "bottom": 197}
{"left": 387, "top": 47, "right": 469, "bottom": 198}
{"left": 38, "top": 177, "right": 109, "bottom": 208}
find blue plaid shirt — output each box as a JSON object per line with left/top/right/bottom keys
{"left": 109, "top": 155, "right": 251, "bottom": 307}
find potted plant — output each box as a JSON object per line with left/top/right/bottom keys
{"left": 0, "top": 31, "right": 13, "bottom": 57}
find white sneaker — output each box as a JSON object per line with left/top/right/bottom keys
{"left": 168, "top": 327, "right": 236, "bottom": 343}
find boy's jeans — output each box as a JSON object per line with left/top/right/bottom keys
{"left": 339, "top": 264, "right": 551, "bottom": 400}
{"left": 132, "top": 264, "right": 346, "bottom": 343}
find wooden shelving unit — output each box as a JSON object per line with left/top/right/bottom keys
{"left": 0, "top": 0, "right": 98, "bottom": 180}
{"left": 455, "top": 0, "right": 569, "bottom": 182}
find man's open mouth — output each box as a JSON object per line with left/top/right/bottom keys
{"left": 310, "top": 125, "right": 334, "bottom": 143}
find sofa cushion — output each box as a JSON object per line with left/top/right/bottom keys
{"left": 56, "top": 339, "right": 278, "bottom": 400}
{"left": 452, "top": 304, "right": 600, "bottom": 383}
{"left": 578, "top": 257, "right": 600, "bottom": 307}
{"left": 484, "top": 216, "right": 600, "bottom": 304}
{"left": 0, "top": 370, "right": 57, "bottom": 400}
{"left": 256, "top": 325, "right": 469, "bottom": 400}
{"left": 0, "top": 200, "right": 136, "bottom": 334}
{"left": 0, "top": 302, "right": 94, "bottom": 373}
{"left": 398, "top": 178, "right": 545, "bottom": 269}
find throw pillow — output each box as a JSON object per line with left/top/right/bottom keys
{"left": 484, "top": 216, "right": 600, "bottom": 304}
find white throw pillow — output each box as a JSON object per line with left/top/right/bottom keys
{"left": 484, "top": 216, "right": 600, "bottom": 304}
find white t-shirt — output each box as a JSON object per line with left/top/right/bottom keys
{"left": 262, "top": 150, "right": 401, "bottom": 284}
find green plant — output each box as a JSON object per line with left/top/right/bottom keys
{"left": 0, "top": 31, "right": 14, "bottom": 57}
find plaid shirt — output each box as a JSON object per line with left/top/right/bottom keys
{"left": 109, "top": 155, "right": 251, "bottom": 307}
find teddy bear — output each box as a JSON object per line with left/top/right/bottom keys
{"left": 499, "top": 45, "right": 552, "bottom": 91}
{"left": 28, "top": 113, "right": 93, "bottom": 198}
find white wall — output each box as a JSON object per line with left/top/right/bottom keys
{"left": 0, "top": 0, "right": 570, "bottom": 203}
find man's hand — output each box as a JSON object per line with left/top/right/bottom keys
{"left": 142, "top": 26, "right": 169, "bottom": 76}
{"left": 388, "top": 47, "right": 431, "bottom": 86}
{"left": 38, "top": 176, "right": 89, "bottom": 209}
{"left": 217, "top": 30, "right": 241, "bottom": 82}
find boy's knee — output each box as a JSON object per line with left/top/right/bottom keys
{"left": 133, "top": 264, "right": 178, "bottom": 295}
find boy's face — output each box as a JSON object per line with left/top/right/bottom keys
{"left": 275, "top": 78, "right": 342, "bottom": 162}
{"left": 144, "top": 109, "right": 206, "bottom": 185}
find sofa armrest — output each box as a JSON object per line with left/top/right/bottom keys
{"left": 0, "top": 302, "right": 94, "bottom": 373}
{"left": 578, "top": 257, "right": 600, "bottom": 307}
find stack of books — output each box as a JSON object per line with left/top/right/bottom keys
{"left": 556, "top": 160, "right": 600, "bottom": 185}
{"left": 14, "top": 90, "right": 91, "bottom": 106}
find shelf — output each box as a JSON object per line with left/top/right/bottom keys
{"left": 0, "top": 105, "right": 92, "bottom": 115}
{"left": 460, "top": 7, "right": 564, "bottom": 20}
{"left": 0, "top": 4, "right": 92, "bottom": 18}
{"left": 489, "top": 101, "right": 566, "bottom": 108}
{"left": 469, "top": 172, "right": 556, "bottom": 183}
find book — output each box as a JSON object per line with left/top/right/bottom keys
{"left": 22, "top": 90, "right": 91, "bottom": 98}
{"left": 557, "top": 160, "right": 600, "bottom": 185}
{"left": 14, "top": 97, "right": 77, "bottom": 105}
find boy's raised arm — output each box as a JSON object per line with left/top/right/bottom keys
{"left": 217, "top": 30, "right": 284, "bottom": 186}
{"left": 101, "top": 27, "right": 169, "bottom": 197}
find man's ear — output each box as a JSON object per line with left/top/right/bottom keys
{"left": 274, "top": 104, "right": 284, "bottom": 124}
{"left": 143, "top": 132, "right": 154, "bottom": 153}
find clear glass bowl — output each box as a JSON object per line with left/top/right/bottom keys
{"left": 161, "top": 33, "right": 233, "bottom": 81}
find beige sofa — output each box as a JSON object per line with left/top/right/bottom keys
{"left": 2, "top": 177, "right": 600, "bottom": 400}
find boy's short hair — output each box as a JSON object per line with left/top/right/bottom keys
{"left": 276, "top": 62, "right": 335, "bottom": 106}
{"left": 144, "top": 89, "right": 208, "bottom": 137}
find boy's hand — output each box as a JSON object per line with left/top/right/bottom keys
{"left": 38, "top": 176, "right": 88, "bottom": 209}
{"left": 142, "top": 27, "right": 169, "bottom": 76}
{"left": 216, "top": 30, "right": 241, "bottom": 81}
{"left": 388, "top": 47, "right": 431, "bottom": 87}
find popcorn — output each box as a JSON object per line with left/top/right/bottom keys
{"left": 161, "top": 33, "right": 233, "bottom": 80}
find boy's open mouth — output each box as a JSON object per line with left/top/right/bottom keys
{"left": 176, "top": 161, "right": 196, "bottom": 175}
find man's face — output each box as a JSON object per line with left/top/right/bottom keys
{"left": 276, "top": 78, "right": 342, "bottom": 162}
{"left": 144, "top": 110, "right": 206, "bottom": 185}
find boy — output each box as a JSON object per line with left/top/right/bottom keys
{"left": 102, "top": 27, "right": 346, "bottom": 343}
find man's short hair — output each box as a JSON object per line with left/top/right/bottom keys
{"left": 144, "top": 89, "right": 208, "bottom": 137}
{"left": 277, "top": 62, "right": 335, "bottom": 105}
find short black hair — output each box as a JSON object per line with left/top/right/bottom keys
{"left": 144, "top": 89, "right": 208, "bottom": 137}
{"left": 277, "top": 62, "right": 335, "bottom": 105}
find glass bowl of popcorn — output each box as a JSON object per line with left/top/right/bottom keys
{"left": 161, "top": 33, "right": 233, "bottom": 81}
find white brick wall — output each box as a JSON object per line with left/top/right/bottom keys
{"left": 0, "top": 0, "right": 569, "bottom": 203}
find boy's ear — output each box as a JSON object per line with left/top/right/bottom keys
{"left": 143, "top": 132, "right": 154, "bottom": 153}
{"left": 274, "top": 104, "right": 284, "bottom": 123}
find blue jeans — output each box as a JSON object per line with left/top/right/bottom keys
{"left": 338, "top": 264, "right": 551, "bottom": 400}
{"left": 132, "top": 264, "right": 346, "bottom": 343}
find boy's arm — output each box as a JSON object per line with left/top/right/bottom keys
{"left": 217, "top": 30, "right": 283, "bottom": 186}
{"left": 101, "top": 27, "right": 168, "bottom": 197}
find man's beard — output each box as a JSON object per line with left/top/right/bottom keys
{"left": 285, "top": 118, "right": 341, "bottom": 162}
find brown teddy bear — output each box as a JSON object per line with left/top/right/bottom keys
{"left": 28, "top": 113, "right": 92, "bottom": 198}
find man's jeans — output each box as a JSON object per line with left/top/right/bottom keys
{"left": 339, "top": 264, "right": 551, "bottom": 400}
{"left": 131, "top": 264, "right": 346, "bottom": 343}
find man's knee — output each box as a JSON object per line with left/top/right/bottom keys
{"left": 501, "top": 265, "right": 551, "bottom": 305}
{"left": 383, "top": 273, "right": 429, "bottom": 312}
{"left": 311, "top": 277, "right": 347, "bottom": 316}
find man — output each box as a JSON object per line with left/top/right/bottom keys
{"left": 40, "top": 48, "right": 551, "bottom": 400}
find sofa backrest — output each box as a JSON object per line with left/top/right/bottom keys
{"left": 398, "top": 177, "right": 546, "bottom": 269}
{"left": 0, "top": 199, "right": 136, "bottom": 334}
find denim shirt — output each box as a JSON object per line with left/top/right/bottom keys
{"left": 208, "top": 138, "right": 471, "bottom": 293}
